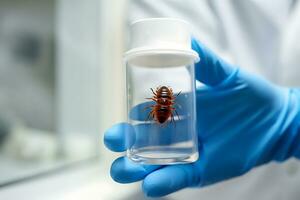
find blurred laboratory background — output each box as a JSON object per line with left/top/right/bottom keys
{"left": 0, "top": 0, "right": 126, "bottom": 187}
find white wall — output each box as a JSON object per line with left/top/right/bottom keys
{"left": 56, "top": 0, "right": 127, "bottom": 160}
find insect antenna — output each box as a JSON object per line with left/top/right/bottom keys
{"left": 150, "top": 88, "right": 156, "bottom": 96}
{"left": 176, "top": 91, "right": 182, "bottom": 97}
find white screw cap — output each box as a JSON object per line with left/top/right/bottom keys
{"left": 125, "top": 18, "right": 199, "bottom": 67}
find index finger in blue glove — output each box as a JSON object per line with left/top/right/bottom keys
{"left": 104, "top": 123, "right": 135, "bottom": 152}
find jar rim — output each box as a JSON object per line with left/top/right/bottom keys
{"left": 124, "top": 48, "right": 199, "bottom": 63}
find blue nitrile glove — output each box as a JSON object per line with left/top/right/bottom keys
{"left": 104, "top": 38, "right": 300, "bottom": 197}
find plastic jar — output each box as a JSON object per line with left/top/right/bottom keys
{"left": 124, "top": 18, "right": 199, "bottom": 164}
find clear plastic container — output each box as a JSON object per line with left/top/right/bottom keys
{"left": 124, "top": 18, "right": 199, "bottom": 165}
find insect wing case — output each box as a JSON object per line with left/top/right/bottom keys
{"left": 124, "top": 18, "right": 199, "bottom": 165}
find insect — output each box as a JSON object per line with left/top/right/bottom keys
{"left": 145, "top": 86, "right": 181, "bottom": 125}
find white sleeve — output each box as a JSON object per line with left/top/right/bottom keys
{"left": 127, "top": 0, "right": 296, "bottom": 83}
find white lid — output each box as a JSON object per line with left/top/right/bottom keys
{"left": 124, "top": 18, "right": 199, "bottom": 67}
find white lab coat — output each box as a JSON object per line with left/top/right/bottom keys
{"left": 127, "top": 0, "right": 300, "bottom": 199}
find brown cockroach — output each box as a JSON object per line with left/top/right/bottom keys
{"left": 145, "top": 86, "right": 180, "bottom": 125}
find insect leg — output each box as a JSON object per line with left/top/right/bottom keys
{"left": 145, "top": 97, "right": 157, "bottom": 101}
{"left": 143, "top": 104, "right": 154, "bottom": 111}
{"left": 174, "top": 109, "right": 180, "bottom": 121}
{"left": 170, "top": 112, "right": 176, "bottom": 128}
{"left": 171, "top": 91, "right": 182, "bottom": 109}
{"left": 146, "top": 110, "right": 154, "bottom": 122}
{"left": 150, "top": 88, "right": 157, "bottom": 96}
{"left": 152, "top": 112, "right": 160, "bottom": 126}
{"left": 176, "top": 90, "right": 182, "bottom": 97}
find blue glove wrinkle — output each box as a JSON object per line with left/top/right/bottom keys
{"left": 288, "top": 89, "right": 300, "bottom": 158}
{"left": 258, "top": 89, "right": 296, "bottom": 163}
{"left": 290, "top": 118, "right": 300, "bottom": 159}
{"left": 271, "top": 89, "right": 300, "bottom": 161}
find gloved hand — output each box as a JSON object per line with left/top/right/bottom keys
{"left": 104, "top": 38, "right": 300, "bottom": 197}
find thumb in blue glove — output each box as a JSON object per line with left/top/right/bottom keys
{"left": 104, "top": 38, "right": 300, "bottom": 197}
